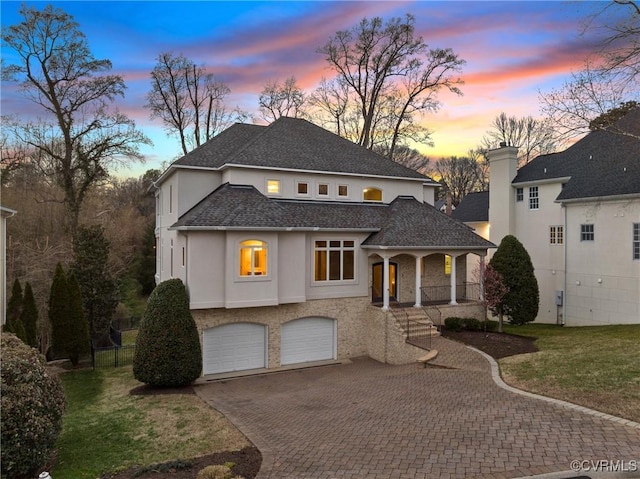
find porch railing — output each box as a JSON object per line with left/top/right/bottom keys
{"left": 420, "top": 282, "right": 481, "bottom": 305}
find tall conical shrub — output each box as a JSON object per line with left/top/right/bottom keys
{"left": 20, "top": 282, "right": 39, "bottom": 348}
{"left": 66, "top": 274, "right": 90, "bottom": 365}
{"left": 4, "top": 278, "right": 23, "bottom": 337}
{"left": 49, "top": 263, "right": 70, "bottom": 359}
{"left": 134, "top": 279, "right": 202, "bottom": 387}
{"left": 489, "top": 235, "right": 539, "bottom": 326}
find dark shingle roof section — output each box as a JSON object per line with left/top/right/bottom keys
{"left": 173, "top": 184, "right": 494, "bottom": 249}
{"left": 362, "top": 197, "right": 494, "bottom": 248}
{"left": 173, "top": 117, "right": 431, "bottom": 181}
{"left": 452, "top": 191, "right": 489, "bottom": 222}
{"left": 513, "top": 108, "right": 640, "bottom": 201}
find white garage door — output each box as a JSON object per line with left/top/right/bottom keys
{"left": 203, "top": 323, "right": 266, "bottom": 375}
{"left": 281, "top": 317, "right": 336, "bottom": 366}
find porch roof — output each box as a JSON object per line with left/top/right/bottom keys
{"left": 172, "top": 183, "right": 495, "bottom": 250}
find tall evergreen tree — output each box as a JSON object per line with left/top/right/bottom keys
{"left": 49, "top": 263, "right": 70, "bottom": 359}
{"left": 136, "top": 221, "right": 157, "bottom": 296}
{"left": 20, "top": 282, "right": 39, "bottom": 348}
{"left": 66, "top": 274, "right": 90, "bottom": 365}
{"left": 5, "top": 279, "right": 23, "bottom": 332}
{"left": 489, "top": 235, "right": 539, "bottom": 326}
{"left": 70, "top": 225, "right": 119, "bottom": 338}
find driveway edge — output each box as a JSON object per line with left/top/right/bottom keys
{"left": 468, "top": 346, "right": 640, "bottom": 431}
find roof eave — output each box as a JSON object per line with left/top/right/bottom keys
{"left": 512, "top": 176, "right": 572, "bottom": 187}
{"left": 555, "top": 192, "right": 640, "bottom": 204}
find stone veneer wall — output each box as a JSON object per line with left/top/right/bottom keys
{"left": 192, "top": 297, "right": 371, "bottom": 369}
{"left": 192, "top": 299, "right": 487, "bottom": 373}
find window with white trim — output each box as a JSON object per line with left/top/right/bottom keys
{"left": 516, "top": 188, "right": 523, "bottom": 202}
{"left": 550, "top": 225, "right": 563, "bottom": 245}
{"left": 338, "top": 184, "right": 348, "bottom": 197}
{"left": 297, "top": 182, "right": 309, "bottom": 196}
{"left": 529, "top": 186, "right": 539, "bottom": 210}
{"left": 580, "top": 224, "right": 594, "bottom": 241}
{"left": 314, "top": 240, "right": 355, "bottom": 281}
{"left": 239, "top": 240, "right": 268, "bottom": 276}
{"left": 318, "top": 183, "right": 329, "bottom": 196}
{"left": 267, "top": 179, "right": 280, "bottom": 195}
{"left": 363, "top": 187, "right": 382, "bottom": 202}
{"left": 633, "top": 223, "right": 640, "bottom": 260}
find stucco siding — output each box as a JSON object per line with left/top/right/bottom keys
{"left": 187, "top": 231, "right": 226, "bottom": 309}
{"left": 176, "top": 169, "right": 222, "bottom": 217}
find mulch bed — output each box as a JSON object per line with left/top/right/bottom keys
{"left": 440, "top": 329, "right": 539, "bottom": 359}
{"left": 98, "top": 330, "right": 535, "bottom": 478}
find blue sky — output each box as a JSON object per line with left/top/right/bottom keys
{"left": 0, "top": 1, "right": 621, "bottom": 177}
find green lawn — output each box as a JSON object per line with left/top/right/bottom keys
{"left": 500, "top": 323, "right": 640, "bottom": 423}
{"left": 52, "top": 367, "right": 249, "bottom": 478}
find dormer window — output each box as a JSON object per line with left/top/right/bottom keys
{"left": 297, "top": 182, "right": 309, "bottom": 195}
{"left": 267, "top": 180, "right": 281, "bottom": 195}
{"left": 318, "top": 183, "right": 329, "bottom": 196}
{"left": 338, "top": 185, "right": 348, "bottom": 197}
{"left": 363, "top": 187, "right": 382, "bottom": 202}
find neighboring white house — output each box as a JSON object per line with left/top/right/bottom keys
{"left": 154, "top": 117, "right": 494, "bottom": 376}
{"left": 455, "top": 108, "right": 640, "bottom": 326}
{"left": 1, "top": 205, "right": 17, "bottom": 325}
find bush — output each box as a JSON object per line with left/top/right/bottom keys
{"left": 20, "top": 282, "right": 39, "bottom": 349}
{"left": 133, "top": 279, "right": 202, "bottom": 387}
{"left": 444, "top": 317, "right": 496, "bottom": 332}
{"left": 196, "top": 465, "right": 232, "bottom": 479}
{"left": 1, "top": 333, "right": 66, "bottom": 478}
{"left": 444, "top": 317, "right": 464, "bottom": 332}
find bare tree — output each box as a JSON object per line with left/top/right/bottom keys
{"left": 481, "top": 113, "right": 558, "bottom": 165}
{"left": 2, "top": 4, "right": 150, "bottom": 234}
{"left": 147, "top": 52, "right": 247, "bottom": 155}
{"left": 318, "top": 14, "right": 464, "bottom": 159}
{"left": 431, "top": 156, "right": 483, "bottom": 206}
{"left": 540, "top": 1, "right": 639, "bottom": 139}
{"left": 258, "top": 76, "right": 307, "bottom": 122}
{"left": 375, "top": 145, "right": 430, "bottom": 174}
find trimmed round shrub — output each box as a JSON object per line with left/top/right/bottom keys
{"left": 133, "top": 278, "right": 202, "bottom": 387}
{"left": 1, "top": 333, "right": 66, "bottom": 478}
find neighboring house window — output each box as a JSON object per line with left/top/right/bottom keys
{"left": 169, "top": 185, "right": 173, "bottom": 214}
{"left": 182, "top": 246, "right": 186, "bottom": 267}
{"left": 170, "top": 239, "right": 174, "bottom": 277}
{"left": 516, "top": 188, "right": 523, "bottom": 202}
{"left": 297, "top": 182, "right": 308, "bottom": 195}
{"left": 318, "top": 183, "right": 329, "bottom": 196}
{"left": 267, "top": 179, "right": 280, "bottom": 195}
{"left": 528, "top": 186, "right": 539, "bottom": 210}
{"left": 550, "top": 226, "right": 564, "bottom": 245}
{"left": 314, "top": 240, "right": 355, "bottom": 281}
{"left": 239, "top": 240, "right": 268, "bottom": 276}
{"left": 444, "top": 255, "right": 452, "bottom": 275}
{"left": 581, "top": 224, "right": 594, "bottom": 241}
{"left": 633, "top": 223, "right": 640, "bottom": 260}
{"left": 338, "top": 184, "right": 348, "bottom": 197}
{"left": 363, "top": 187, "right": 382, "bottom": 202}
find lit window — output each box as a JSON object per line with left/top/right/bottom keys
{"left": 633, "top": 223, "right": 639, "bottom": 260}
{"left": 529, "top": 186, "right": 539, "bottom": 210}
{"left": 516, "top": 188, "right": 523, "bottom": 202}
{"left": 444, "top": 255, "right": 452, "bottom": 275}
{"left": 580, "top": 224, "right": 594, "bottom": 241}
{"left": 297, "top": 182, "right": 308, "bottom": 195}
{"left": 267, "top": 180, "right": 280, "bottom": 195}
{"left": 314, "top": 240, "right": 355, "bottom": 281}
{"left": 239, "top": 240, "right": 268, "bottom": 276}
{"left": 550, "top": 226, "right": 564, "bottom": 245}
{"left": 363, "top": 187, "right": 382, "bottom": 202}
{"left": 318, "top": 183, "right": 329, "bottom": 196}
{"left": 338, "top": 185, "right": 348, "bottom": 197}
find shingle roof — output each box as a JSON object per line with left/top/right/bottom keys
{"left": 172, "top": 183, "right": 494, "bottom": 249}
{"left": 452, "top": 191, "right": 489, "bottom": 222}
{"left": 513, "top": 108, "right": 640, "bottom": 201}
{"left": 173, "top": 117, "right": 432, "bottom": 181}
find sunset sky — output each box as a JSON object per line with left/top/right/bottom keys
{"left": 0, "top": 1, "right": 623, "bottom": 177}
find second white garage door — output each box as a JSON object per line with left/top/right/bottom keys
{"left": 281, "top": 317, "right": 336, "bottom": 366}
{"left": 203, "top": 323, "right": 266, "bottom": 375}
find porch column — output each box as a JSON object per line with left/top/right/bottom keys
{"left": 449, "top": 255, "right": 458, "bottom": 305}
{"left": 479, "top": 255, "right": 486, "bottom": 302}
{"left": 382, "top": 256, "right": 390, "bottom": 311}
{"left": 414, "top": 255, "right": 423, "bottom": 307}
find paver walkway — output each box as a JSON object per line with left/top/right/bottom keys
{"left": 196, "top": 337, "right": 640, "bottom": 479}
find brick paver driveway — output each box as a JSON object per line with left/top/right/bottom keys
{"left": 196, "top": 338, "right": 640, "bottom": 479}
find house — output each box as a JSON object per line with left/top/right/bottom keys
{"left": 1, "top": 205, "right": 17, "bottom": 325}
{"left": 154, "top": 117, "right": 494, "bottom": 376}
{"left": 455, "top": 108, "right": 640, "bottom": 326}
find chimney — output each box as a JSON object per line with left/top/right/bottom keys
{"left": 487, "top": 144, "right": 518, "bottom": 247}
